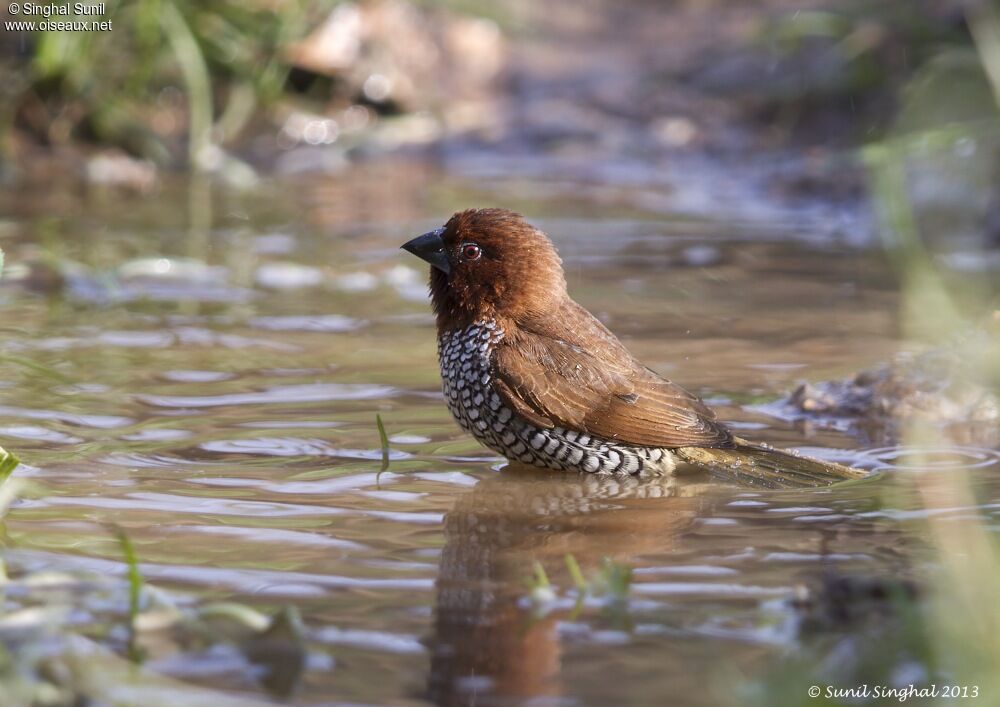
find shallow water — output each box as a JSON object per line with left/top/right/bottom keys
{"left": 1, "top": 160, "right": 997, "bottom": 705}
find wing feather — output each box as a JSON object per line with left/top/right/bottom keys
{"left": 492, "top": 303, "right": 732, "bottom": 449}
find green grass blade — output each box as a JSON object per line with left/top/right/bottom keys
{"left": 0, "top": 447, "right": 20, "bottom": 485}
{"left": 376, "top": 414, "right": 390, "bottom": 473}
{"left": 161, "top": 2, "right": 213, "bottom": 170}
{"left": 532, "top": 560, "right": 550, "bottom": 588}
{"left": 112, "top": 524, "right": 146, "bottom": 663}
{"left": 564, "top": 553, "right": 587, "bottom": 593}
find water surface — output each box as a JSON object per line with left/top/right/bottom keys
{"left": 1, "top": 161, "right": 996, "bottom": 705}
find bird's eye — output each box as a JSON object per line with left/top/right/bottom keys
{"left": 461, "top": 243, "right": 482, "bottom": 261}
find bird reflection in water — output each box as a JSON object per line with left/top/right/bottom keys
{"left": 426, "top": 464, "right": 722, "bottom": 706}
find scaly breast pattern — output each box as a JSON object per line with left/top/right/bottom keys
{"left": 438, "top": 321, "right": 675, "bottom": 476}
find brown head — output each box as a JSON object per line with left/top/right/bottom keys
{"left": 401, "top": 208, "right": 567, "bottom": 330}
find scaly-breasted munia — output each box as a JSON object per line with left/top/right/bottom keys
{"left": 402, "top": 208, "right": 865, "bottom": 487}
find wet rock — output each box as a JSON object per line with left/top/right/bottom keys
{"left": 2, "top": 254, "right": 257, "bottom": 305}
{"left": 679, "top": 244, "right": 722, "bottom": 268}
{"left": 194, "top": 145, "right": 260, "bottom": 190}
{"left": 284, "top": 0, "right": 505, "bottom": 120}
{"left": 254, "top": 262, "right": 325, "bottom": 290}
{"left": 1, "top": 256, "right": 113, "bottom": 304}
{"left": 274, "top": 142, "right": 349, "bottom": 175}
{"left": 117, "top": 257, "right": 225, "bottom": 283}
{"left": 383, "top": 263, "right": 427, "bottom": 301}
{"left": 86, "top": 150, "right": 158, "bottom": 193}
{"left": 791, "top": 572, "right": 920, "bottom": 632}
{"left": 118, "top": 257, "right": 251, "bottom": 303}
{"left": 651, "top": 116, "right": 699, "bottom": 148}
{"left": 251, "top": 233, "right": 298, "bottom": 256}
{"left": 241, "top": 606, "right": 307, "bottom": 698}
{"left": 766, "top": 343, "right": 999, "bottom": 446}
{"left": 248, "top": 315, "right": 363, "bottom": 333}
{"left": 334, "top": 271, "right": 378, "bottom": 292}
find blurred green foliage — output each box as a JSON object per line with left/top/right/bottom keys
{"left": 739, "top": 7, "right": 1000, "bottom": 705}
{"left": 4, "top": 0, "right": 325, "bottom": 165}
{"left": 0, "top": 0, "right": 993, "bottom": 167}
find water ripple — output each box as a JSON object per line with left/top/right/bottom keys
{"left": 199, "top": 437, "right": 340, "bottom": 457}
{"left": 248, "top": 315, "right": 364, "bottom": 333}
{"left": 859, "top": 446, "right": 1000, "bottom": 471}
{"left": 0, "top": 405, "right": 133, "bottom": 429}
{"left": 632, "top": 582, "right": 791, "bottom": 598}
{"left": 138, "top": 383, "right": 396, "bottom": 408}
{"left": 198, "top": 438, "right": 413, "bottom": 466}
{"left": 166, "top": 525, "right": 366, "bottom": 551}
{"left": 0, "top": 425, "right": 82, "bottom": 444}
{"left": 100, "top": 452, "right": 204, "bottom": 468}
{"left": 8, "top": 549, "right": 434, "bottom": 597}
{"left": 120, "top": 429, "right": 192, "bottom": 442}
{"left": 24, "top": 492, "right": 346, "bottom": 517}
{"left": 160, "top": 370, "right": 237, "bottom": 383}
{"left": 98, "top": 330, "right": 175, "bottom": 348}
{"left": 634, "top": 565, "right": 739, "bottom": 577}
{"left": 189, "top": 472, "right": 404, "bottom": 495}
{"left": 312, "top": 626, "right": 425, "bottom": 654}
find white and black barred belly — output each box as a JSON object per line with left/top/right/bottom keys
{"left": 438, "top": 321, "right": 676, "bottom": 476}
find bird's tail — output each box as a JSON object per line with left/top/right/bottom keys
{"left": 674, "top": 437, "right": 868, "bottom": 489}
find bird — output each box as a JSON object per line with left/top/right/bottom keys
{"left": 401, "top": 208, "right": 867, "bottom": 488}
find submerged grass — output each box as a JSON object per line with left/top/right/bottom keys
{"left": 111, "top": 524, "right": 146, "bottom": 663}
{"left": 0, "top": 248, "right": 71, "bottom": 383}
{"left": 0, "top": 445, "right": 22, "bottom": 522}
{"left": 375, "top": 413, "right": 391, "bottom": 487}
{"left": 0, "top": 446, "right": 19, "bottom": 484}
{"left": 0, "top": 354, "right": 73, "bottom": 383}
{"left": 564, "top": 553, "right": 587, "bottom": 593}
{"left": 528, "top": 560, "right": 550, "bottom": 590}
{"left": 376, "top": 413, "right": 390, "bottom": 473}
{"left": 524, "top": 555, "right": 634, "bottom": 623}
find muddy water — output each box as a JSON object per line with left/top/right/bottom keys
{"left": 0, "top": 161, "right": 997, "bottom": 705}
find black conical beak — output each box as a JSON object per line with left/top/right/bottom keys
{"left": 401, "top": 227, "right": 450, "bottom": 274}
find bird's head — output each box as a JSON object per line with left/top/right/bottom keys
{"left": 401, "top": 208, "right": 566, "bottom": 329}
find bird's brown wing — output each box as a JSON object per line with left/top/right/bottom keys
{"left": 492, "top": 303, "right": 732, "bottom": 449}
